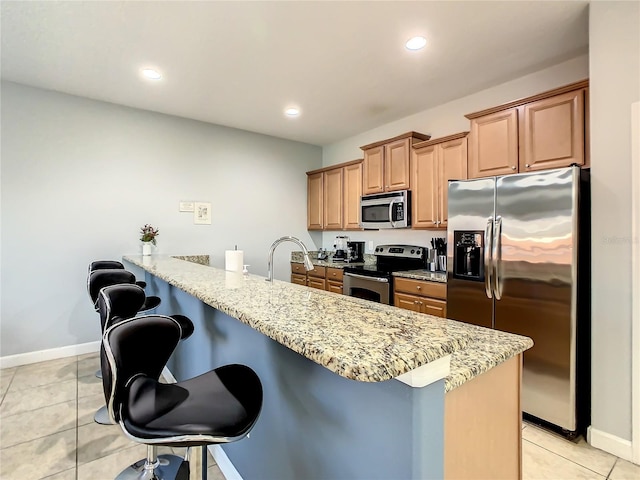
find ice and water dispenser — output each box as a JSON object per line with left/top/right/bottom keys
{"left": 453, "top": 231, "right": 485, "bottom": 281}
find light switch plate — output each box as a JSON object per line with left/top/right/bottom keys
{"left": 179, "top": 201, "right": 195, "bottom": 212}
{"left": 368, "top": 241, "right": 374, "bottom": 251}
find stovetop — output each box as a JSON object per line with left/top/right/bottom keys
{"left": 343, "top": 244, "right": 427, "bottom": 278}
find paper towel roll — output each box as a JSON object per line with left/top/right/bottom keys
{"left": 225, "top": 250, "right": 244, "bottom": 272}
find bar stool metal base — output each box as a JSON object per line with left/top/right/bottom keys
{"left": 115, "top": 454, "right": 185, "bottom": 480}
{"left": 94, "top": 405, "right": 114, "bottom": 425}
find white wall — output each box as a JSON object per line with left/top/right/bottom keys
{"left": 589, "top": 0, "right": 640, "bottom": 445}
{"left": 321, "top": 55, "right": 589, "bottom": 252}
{"left": 0, "top": 81, "right": 322, "bottom": 357}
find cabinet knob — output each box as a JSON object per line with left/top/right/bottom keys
{"left": 525, "top": 164, "right": 530, "bottom": 168}
{"left": 511, "top": 166, "right": 516, "bottom": 170}
{"left": 416, "top": 286, "right": 421, "bottom": 290}
{"left": 414, "top": 301, "right": 419, "bottom": 304}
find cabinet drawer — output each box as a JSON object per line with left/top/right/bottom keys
{"left": 394, "top": 277, "right": 446, "bottom": 300}
{"left": 291, "top": 273, "right": 307, "bottom": 286}
{"left": 308, "top": 278, "right": 326, "bottom": 290}
{"left": 291, "top": 263, "right": 307, "bottom": 275}
{"left": 307, "top": 265, "right": 326, "bottom": 278}
{"left": 326, "top": 267, "right": 344, "bottom": 282}
{"left": 394, "top": 292, "right": 423, "bottom": 313}
{"left": 326, "top": 281, "right": 343, "bottom": 295}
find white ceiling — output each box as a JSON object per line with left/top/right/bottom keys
{"left": 1, "top": 1, "right": 589, "bottom": 146}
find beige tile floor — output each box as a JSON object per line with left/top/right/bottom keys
{"left": 0, "top": 353, "right": 224, "bottom": 480}
{"left": 2, "top": 354, "right": 639, "bottom": 479}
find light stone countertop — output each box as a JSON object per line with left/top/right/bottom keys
{"left": 393, "top": 269, "right": 447, "bottom": 283}
{"left": 124, "top": 254, "right": 532, "bottom": 389}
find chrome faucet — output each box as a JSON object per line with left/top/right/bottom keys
{"left": 267, "top": 236, "right": 314, "bottom": 282}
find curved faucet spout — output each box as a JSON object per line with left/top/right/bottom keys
{"left": 267, "top": 236, "right": 314, "bottom": 282}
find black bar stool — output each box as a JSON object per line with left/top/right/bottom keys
{"left": 102, "top": 313, "right": 262, "bottom": 480}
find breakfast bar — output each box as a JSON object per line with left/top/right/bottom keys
{"left": 124, "top": 254, "right": 533, "bottom": 480}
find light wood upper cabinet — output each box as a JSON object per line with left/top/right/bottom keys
{"left": 412, "top": 133, "right": 468, "bottom": 229}
{"left": 466, "top": 79, "right": 589, "bottom": 179}
{"left": 468, "top": 108, "right": 519, "bottom": 179}
{"left": 521, "top": 89, "right": 585, "bottom": 172}
{"left": 307, "top": 159, "right": 363, "bottom": 231}
{"left": 362, "top": 146, "right": 384, "bottom": 195}
{"left": 361, "top": 132, "right": 430, "bottom": 195}
{"left": 307, "top": 172, "right": 323, "bottom": 230}
{"left": 323, "top": 168, "right": 343, "bottom": 230}
{"left": 343, "top": 162, "right": 363, "bottom": 230}
{"left": 385, "top": 138, "right": 412, "bottom": 192}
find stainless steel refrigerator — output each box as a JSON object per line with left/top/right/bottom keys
{"left": 447, "top": 166, "right": 590, "bottom": 436}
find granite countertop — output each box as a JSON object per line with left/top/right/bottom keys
{"left": 124, "top": 254, "right": 532, "bottom": 389}
{"left": 291, "top": 251, "right": 373, "bottom": 269}
{"left": 393, "top": 269, "right": 447, "bottom": 283}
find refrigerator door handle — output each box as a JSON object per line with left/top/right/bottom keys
{"left": 484, "top": 217, "right": 494, "bottom": 299}
{"left": 493, "top": 216, "right": 503, "bottom": 300}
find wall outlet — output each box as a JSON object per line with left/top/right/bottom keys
{"left": 368, "top": 240, "right": 374, "bottom": 251}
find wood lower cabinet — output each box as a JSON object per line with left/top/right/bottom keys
{"left": 466, "top": 79, "right": 589, "bottom": 179}
{"left": 394, "top": 277, "right": 447, "bottom": 318}
{"left": 307, "top": 160, "right": 363, "bottom": 231}
{"left": 291, "top": 273, "right": 307, "bottom": 286}
{"left": 412, "top": 133, "right": 468, "bottom": 229}
{"left": 361, "top": 132, "right": 431, "bottom": 194}
{"left": 291, "top": 263, "right": 344, "bottom": 294}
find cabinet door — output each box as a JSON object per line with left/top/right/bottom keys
{"left": 385, "top": 138, "right": 411, "bottom": 191}
{"left": 422, "top": 298, "right": 447, "bottom": 318}
{"left": 438, "top": 137, "right": 468, "bottom": 229}
{"left": 323, "top": 168, "right": 343, "bottom": 230}
{"left": 411, "top": 145, "right": 439, "bottom": 228}
{"left": 307, "top": 277, "right": 326, "bottom": 290}
{"left": 343, "top": 162, "right": 363, "bottom": 230}
{"left": 394, "top": 292, "right": 423, "bottom": 313}
{"left": 326, "top": 281, "right": 343, "bottom": 294}
{"left": 468, "top": 108, "right": 519, "bottom": 179}
{"left": 291, "top": 273, "right": 307, "bottom": 286}
{"left": 307, "top": 172, "right": 323, "bottom": 230}
{"left": 363, "top": 146, "right": 384, "bottom": 195}
{"left": 521, "top": 89, "right": 585, "bottom": 172}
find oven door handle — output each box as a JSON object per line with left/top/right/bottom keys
{"left": 344, "top": 272, "right": 389, "bottom": 283}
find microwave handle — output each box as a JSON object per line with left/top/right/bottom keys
{"left": 388, "top": 198, "right": 399, "bottom": 228}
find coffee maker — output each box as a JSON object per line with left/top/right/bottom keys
{"left": 346, "top": 241, "right": 365, "bottom": 263}
{"left": 333, "top": 236, "right": 349, "bottom": 262}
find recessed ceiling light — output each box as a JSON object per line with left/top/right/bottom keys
{"left": 285, "top": 107, "right": 300, "bottom": 117}
{"left": 405, "top": 36, "right": 427, "bottom": 51}
{"left": 142, "top": 69, "right": 162, "bottom": 80}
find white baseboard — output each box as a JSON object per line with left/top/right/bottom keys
{"left": 0, "top": 341, "right": 101, "bottom": 369}
{"left": 208, "top": 445, "right": 243, "bottom": 480}
{"left": 588, "top": 426, "right": 634, "bottom": 462}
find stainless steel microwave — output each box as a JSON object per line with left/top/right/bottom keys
{"left": 360, "top": 190, "right": 411, "bottom": 229}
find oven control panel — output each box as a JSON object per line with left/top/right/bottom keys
{"left": 374, "top": 244, "right": 426, "bottom": 259}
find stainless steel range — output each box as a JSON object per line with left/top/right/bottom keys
{"left": 342, "top": 245, "right": 427, "bottom": 305}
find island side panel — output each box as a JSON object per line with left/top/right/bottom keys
{"left": 146, "top": 273, "right": 445, "bottom": 480}
{"left": 444, "top": 354, "right": 523, "bottom": 479}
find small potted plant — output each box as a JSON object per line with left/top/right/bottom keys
{"left": 140, "top": 224, "right": 159, "bottom": 255}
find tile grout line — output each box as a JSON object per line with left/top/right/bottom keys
{"left": 605, "top": 457, "right": 618, "bottom": 479}
{"left": 523, "top": 438, "right": 611, "bottom": 478}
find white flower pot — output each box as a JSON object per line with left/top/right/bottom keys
{"left": 142, "top": 242, "right": 152, "bottom": 256}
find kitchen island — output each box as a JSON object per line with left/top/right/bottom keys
{"left": 124, "top": 254, "right": 532, "bottom": 480}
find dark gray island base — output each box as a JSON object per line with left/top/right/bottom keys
{"left": 124, "top": 255, "right": 532, "bottom": 480}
